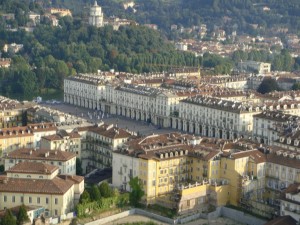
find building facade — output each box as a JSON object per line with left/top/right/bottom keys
{"left": 88, "top": 1, "right": 104, "bottom": 27}
{"left": 0, "top": 162, "right": 84, "bottom": 217}
{"left": 4, "top": 148, "right": 77, "bottom": 175}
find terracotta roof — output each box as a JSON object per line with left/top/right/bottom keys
{"left": 6, "top": 148, "right": 76, "bottom": 161}
{"left": 0, "top": 127, "right": 33, "bottom": 139}
{"left": 228, "top": 150, "right": 266, "bottom": 163}
{"left": 7, "top": 161, "right": 58, "bottom": 175}
{"left": 27, "top": 122, "right": 57, "bottom": 132}
{"left": 42, "top": 130, "right": 81, "bottom": 141}
{"left": 0, "top": 176, "right": 74, "bottom": 194}
{"left": 284, "top": 183, "right": 300, "bottom": 195}
{"left": 267, "top": 153, "right": 300, "bottom": 169}
{"left": 89, "top": 124, "right": 132, "bottom": 139}
{"left": 58, "top": 175, "right": 84, "bottom": 183}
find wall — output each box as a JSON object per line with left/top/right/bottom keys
{"left": 83, "top": 207, "right": 267, "bottom": 225}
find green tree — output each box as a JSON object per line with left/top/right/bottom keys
{"left": 257, "top": 78, "right": 281, "bottom": 94}
{"left": 17, "top": 204, "right": 29, "bottom": 225}
{"left": 76, "top": 158, "right": 83, "bottom": 175}
{"left": 292, "top": 82, "right": 300, "bottom": 90}
{"left": 99, "top": 181, "right": 113, "bottom": 198}
{"left": 129, "top": 177, "right": 144, "bottom": 207}
{"left": 89, "top": 185, "right": 101, "bottom": 201}
{"left": 1, "top": 209, "right": 17, "bottom": 225}
{"left": 79, "top": 190, "right": 91, "bottom": 204}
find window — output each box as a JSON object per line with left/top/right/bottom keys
{"left": 37, "top": 197, "right": 40, "bottom": 204}
{"left": 4, "top": 196, "right": 7, "bottom": 202}
{"left": 12, "top": 196, "right": 15, "bottom": 203}
{"left": 29, "top": 197, "right": 32, "bottom": 203}
{"left": 55, "top": 198, "right": 58, "bottom": 204}
{"left": 55, "top": 210, "right": 58, "bottom": 216}
{"left": 21, "top": 196, "right": 23, "bottom": 203}
{"left": 46, "top": 198, "right": 49, "bottom": 204}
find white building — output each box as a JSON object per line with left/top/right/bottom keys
{"left": 238, "top": 61, "right": 271, "bottom": 74}
{"left": 252, "top": 111, "right": 300, "bottom": 145}
{"left": 280, "top": 183, "right": 300, "bottom": 221}
{"left": 88, "top": 1, "right": 104, "bottom": 27}
{"left": 112, "top": 150, "right": 140, "bottom": 191}
{"left": 175, "top": 96, "right": 263, "bottom": 139}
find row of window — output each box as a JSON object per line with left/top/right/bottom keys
{"left": 4, "top": 196, "right": 59, "bottom": 205}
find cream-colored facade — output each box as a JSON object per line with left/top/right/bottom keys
{"left": 4, "top": 148, "right": 77, "bottom": 175}
{"left": 175, "top": 96, "right": 262, "bottom": 139}
{"left": 252, "top": 111, "right": 300, "bottom": 145}
{"left": 280, "top": 184, "right": 300, "bottom": 221}
{"left": 80, "top": 123, "right": 133, "bottom": 173}
{"left": 0, "top": 162, "right": 84, "bottom": 217}
{"left": 40, "top": 129, "right": 81, "bottom": 159}
{"left": 0, "top": 126, "right": 34, "bottom": 163}
{"left": 88, "top": 1, "right": 104, "bottom": 27}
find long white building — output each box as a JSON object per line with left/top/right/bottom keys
{"left": 64, "top": 74, "right": 300, "bottom": 140}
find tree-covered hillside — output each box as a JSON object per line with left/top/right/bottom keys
{"left": 0, "top": 15, "right": 200, "bottom": 98}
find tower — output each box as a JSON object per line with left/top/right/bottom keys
{"left": 88, "top": 1, "right": 104, "bottom": 27}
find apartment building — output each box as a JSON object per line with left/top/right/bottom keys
{"left": 113, "top": 133, "right": 230, "bottom": 213}
{"left": 176, "top": 96, "right": 263, "bottom": 139}
{"left": 40, "top": 130, "right": 81, "bottom": 158}
{"left": 252, "top": 111, "right": 300, "bottom": 145}
{"left": 81, "top": 123, "right": 133, "bottom": 173}
{"left": 0, "top": 162, "right": 84, "bottom": 217}
{"left": 27, "top": 123, "right": 57, "bottom": 148}
{"left": 0, "top": 127, "right": 34, "bottom": 164}
{"left": 0, "top": 96, "right": 34, "bottom": 128}
{"left": 64, "top": 73, "right": 108, "bottom": 110}
{"left": 4, "top": 148, "right": 77, "bottom": 175}
{"left": 280, "top": 183, "right": 300, "bottom": 221}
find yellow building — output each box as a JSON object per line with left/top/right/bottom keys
{"left": 0, "top": 127, "right": 34, "bottom": 164}
{"left": 0, "top": 161, "right": 84, "bottom": 217}
{"left": 113, "top": 133, "right": 229, "bottom": 213}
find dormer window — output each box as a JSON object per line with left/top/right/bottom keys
{"left": 280, "top": 137, "right": 284, "bottom": 143}
{"left": 287, "top": 138, "right": 291, "bottom": 144}
{"left": 294, "top": 140, "right": 299, "bottom": 146}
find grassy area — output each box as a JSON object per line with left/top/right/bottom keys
{"left": 146, "top": 204, "right": 177, "bottom": 219}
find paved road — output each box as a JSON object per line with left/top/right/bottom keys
{"left": 39, "top": 102, "right": 177, "bottom": 136}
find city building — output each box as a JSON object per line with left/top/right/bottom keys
{"left": 4, "top": 148, "right": 77, "bottom": 175}
{"left": 238, "top": 61, "right": 271, "bottom": 74}
{"left": 0, "top": 161, "right": 84, "bottom": 217}
{"left": 175, "top": 96, "right": 263, "bottom": 139}
{"left": 48, "top": 8, "right": 72, "bottom": 17}
{"left": 40, "top": 130, "right": 81, "bottom": 158}
{"left": 280, "top": 183, "right": 300, "bottom": 221}
{"left": 113, "top": 133, "right": 229, "bottom": 213}
{"left": 0, "top": 58, "right": 11, "bottom": 68}
{"left": 0, "top": 126, "right": 34, "bottom": 164}
{"left": 252, "top": 111, "right": 300, "bottom": 145}
{"left": 0, "top": 96, "right": 34, "bottom": 128}
{"left": 88, "top": 1, "right": 104, "bottom": 27}
{"left": 27, "top": 123, "right": 57, "bottom": 148}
